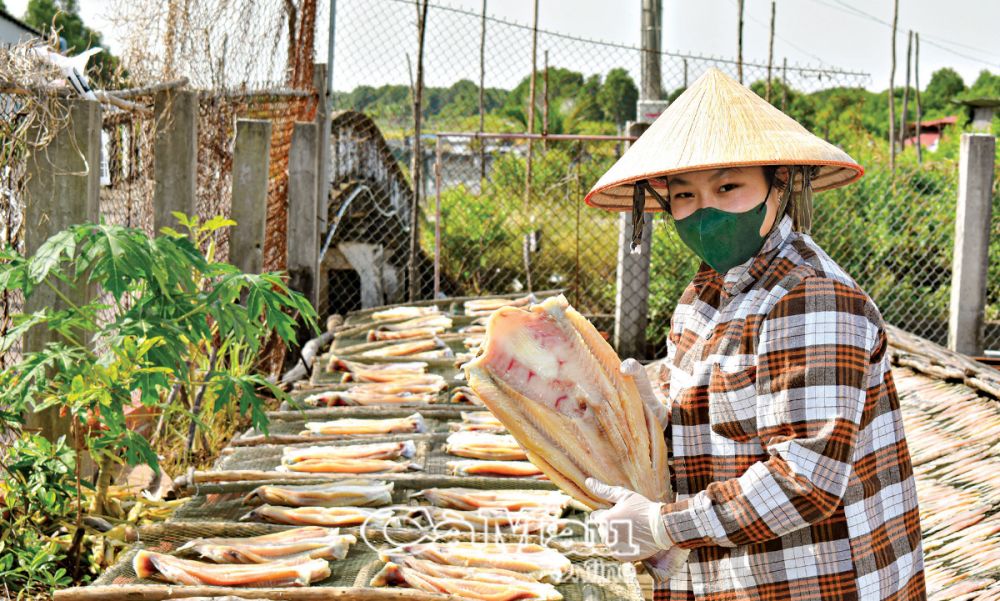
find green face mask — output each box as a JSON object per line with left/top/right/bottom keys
{"left": 672, "top": 199, "right": 768, "bottom": 274}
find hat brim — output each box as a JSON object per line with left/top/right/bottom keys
{"left": 584, "top": 160, "right": 864, "bottom": 212}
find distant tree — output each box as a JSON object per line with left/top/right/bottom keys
{"left": 25, "top": 0, "right": 118, "bottom": 84}
{"left": 597, "top": 68, "right": 638, "bottom": 127}
{"left": 0, "top": 0, "right": 7, "bottom": 13}
{"left": 923, "top": 68, "right": 965, "bottom": 114}
{"left": 963, "top": 70, "right": 1000, "bottom": 99}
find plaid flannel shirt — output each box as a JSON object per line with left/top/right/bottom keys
{"left": 654, "top": 214, "right": 925, "bottom": 601}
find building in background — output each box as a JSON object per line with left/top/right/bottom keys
{"left": 903, "top": 116, "right": 958, "bottom": 152}
{"left": 1, "top": 9, "right": 40, "bottom": 46}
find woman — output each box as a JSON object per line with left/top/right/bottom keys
{"left": 582, "top": 69, "right": 925, "bottom": 601}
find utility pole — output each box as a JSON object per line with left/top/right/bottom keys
{"left": 737, "top": 0, "right": 745, "bottom": 83}
{"left": 888, "top": 0, "right": 899, "bottom": 174}
{"left": 766, "top": 1, "right": 775, "bottom": 102}
{"left": 915, "top": 32, "right": 923, "bottom": 165}
{"left": 641, "top": 0, "right": 663, "bottom": 100}
{"left": 408, "top": 0, "right": 429, "bottom": 301}
{"left": 524, "top": 0, "right": 539, "bottom": 208}
{"left": 479, "top": 0, "right": 487, "bottom": 182}
{"left": 899, "top": 30, "right": 912, "bottom": 151}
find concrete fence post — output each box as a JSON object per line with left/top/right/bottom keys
{"left": 153, "top": 90, "right": 198, "bottom": 231}
{"left": 230, "top": 119, "right": 272, "bottom": 275}
{"left": 288, "top": 122, "right": 320, "bottom": 309}
{"left": 614, "top": 121, "right": 653, "bottom": 359}
{"left": 23, "top": 99, "right": 101, "bottom": 440}
{"left": 948, "top": 133, "right": 996, "bottom": 356}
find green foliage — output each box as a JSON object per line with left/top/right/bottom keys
{"left": 0, "top": 434, "right": 78, "bottom": 595}
{"left": 960, "top": 70, "right": 1000, "bottom": 101}
{"left": 597, "top": 68, "right": 638, "bottom": 127}
{"left": 0, "top": 215, "right": 317, "bottom": 475}
{"left": 923, "top": 67, "right": 966, "bottom": 115}
{"left": 0, "top": 0, "right": 7, "bottom": 12}
{"left": 24, "top": 0, "right": 119, "bottom": 85}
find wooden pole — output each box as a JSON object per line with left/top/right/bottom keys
{"left": 766, "top": 0, "right": 775, "bottom": 102}
{"left": 899, "top": 30, "right": 912, "bottom": 152}
{"left": 683, "top": 58, "right": 688, "bottom": 88}
{"left": 542, "top": 49, "right": 549, "bottom": 147}
{"left": 888, "top": 0, "right": 898, "bottom": 175}
{"left": 408, "top": 0, "right": 430, "bottom": 302}
{"left": 781, "top": 57, "right": 788, "bottom": 111}
{"left": 737, "top": 0, "right": 744, "bottom": 84}
{"left": 915, "top": 32, "right": 923, "bottom": 165}
{"left": 524, "top": 0, "right": 539, "bottom": 208}
{"left": 478, "top": 0, "right": 487, "bottom": 183}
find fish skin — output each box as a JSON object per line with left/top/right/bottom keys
{"left": 370, "top": 561, "right": 563, "bottom": 600}
{"left": 444, "top": 431, "right": 527, "bottom": 461}
{"left": 283, "top": 441, "right": 417, "bottom": 464}
{"left": 366, "top": 327, "right": 445, "bottom": 342}
{"left": 240, "top": 504, "right": 400, "bottom": 528}
{"left": 242, "top": 480, "right": 393, "bottom": 508}
{"left": 380, "top": 542, "right": 571, "bottom": 584}
{"left": 409, "top": 506, "right": 566, "bottom": 534}
{"left": 464, "top": 294, "right": 537, "bottom": 317}
{"left": 465, "top": 294, "right": 670, "bottom": 509}
{"left": 377, "top": 315, "right": 454, "bottom": 331}
{"left": 176, "top": 527, "right": 356, "bottom": 563}
{"left": 360, "top": 339, "right": 443, "bottom": 358}
{"left": 133, "top": 550, "right": 330, "bottom": 586}
{"left": 371, "top": 306, "right": 442, "bottom": 321}
{"left": 301, "top": 413, "right": 427, "bottom": 436}
{"left": 326, "top": 359, "right": 428, "bottom": 382}
{"left": 446, "top": 460, "right": 546, "bottom": 478}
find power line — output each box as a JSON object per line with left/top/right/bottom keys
{"left": 725, "top": 0, "right": 831, "bottom": 66}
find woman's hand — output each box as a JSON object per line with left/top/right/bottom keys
{"left": 585, "top": 477, "right": 674, "bottom": 562}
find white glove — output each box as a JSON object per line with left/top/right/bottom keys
{"left": 621, "top": 358, "right": 669, "bottom": 429}
{"left": 585, "top": 477, "right": 673, "bottom": 562}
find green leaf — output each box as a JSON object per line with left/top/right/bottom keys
{"left": 27, "top": 230, "right": 75, "bottom": 284}
{"left": 202, "top": 216, "right": 237, "bottom": 233}
{"left": 0, "top": 310, "right": 48, "bottom": 353}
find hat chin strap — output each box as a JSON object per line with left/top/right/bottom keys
{"left": 629, "top": 180, "right": 670, "bottom": 254}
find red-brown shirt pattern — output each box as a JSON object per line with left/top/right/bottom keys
{"left": 655, "top": 215, "right": 925, "bottom": 601}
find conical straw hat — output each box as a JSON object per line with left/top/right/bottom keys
{"left": 584, "top": 68, "right": 863, "bottom": 212}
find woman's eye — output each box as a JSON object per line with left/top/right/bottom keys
{"left": 672, "top": 192, "right": 693, "bottom": 200}
{"left": 719, "top": 183, "right": 739, "bottom": 192}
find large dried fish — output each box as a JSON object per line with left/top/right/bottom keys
{"left": 279, "top": 457, "right": 416, "bottom": 474}
{"left": 465, "top": 294, "right": 669, "bottom": 509}
{"left": 464, "top": 294, "right": 537, "bottom": 317}
{"left": 446, "top": 459, "right": 546, "bottom": 479}
{"left": 360, "top": 339, "right": 444, "bottom": 359}
{"left": 327, "top": 359, "right": 427, "bottom": 382}
{"left": 301, "top": 414, "right": 426, "bottom": 436}
{"left": 408, "top": 348, "right": 455, "bottom": 360}
{"left": 283, "top": 441, "right": 417, "bottom": 464}
{"left": 133, "top": 550, "right": 330, "bottom": 586}
{"left": 380, "top": 542, "right": 571, "bottom": 583}
{"left": 414, "top": 488, "right": 570, "bottom": 514}
{"left": 378, "top": 315, "right": 454, "bottom": 331}
{"left": 371, "top": 559, "right": 563, "bottom": 600}
{"left": 240, "top": 504, "right": 400, "bottom": 528}
{"left": 450, "top": 387, "right": 484, "bottom": 405}
{"left": 243, "top": 480, "right": 394, "bottom": 508}
{"left": 176, "top": 527, "right": 356, "bottom": 563}
{"left": 371, "top": 306, "right": 441, "bottom": 321}
{"left": 366, "top": 327, "right": 445, "bottom": 342}
{"left": 444, "top": 431, "right": 526, "bottom": 461}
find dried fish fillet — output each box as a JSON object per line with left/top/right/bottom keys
{"left": 446, "top": 459, "right": 546, "bottom": 479}
{"left": 409, "top": 506, "right": 566, "bottom": 534}
{"left": 465, "top": 294, "right": 669, "bottom": 509}
{"left": 283, "top": 441, "right": 417, "bottom": 464}
{"left": 327, "top": 359, "right": 427, "bottom": 382}
{"left": 371, "top": 560, "right": 563, "bottom": 600}
{"left": 300, "top": 390, "right": 438, "bottom": 406}
{"left": 133, "top": 550, "right": 330, "bottom": 587}
{"left": 415, "top": 488, "right": 571, "bottom": 514}
{"left": 279, "top": 457, "right": 416, "bottom": 474}
{"left": 371, "top": 306, "right": 441, "bottom": 321}
{"left": 408, "top": 348, "right": 455, "bottom": 360}
{"left": 240, "top": 504, "right": 400, "bottom": 528}
{"left": 464, "top": 294, "right": 537, "bottom": 317}
{"left": 378, "top": 315, "right": 454, "bottom": 331}
{"left": 176, "top": 526, "right": 356, "bottom": 563}
{"left": 367, "top": 327, "right": 445, "bottom": 342}
{"left": 301, "top": 414, "right": 426, "bottom": 436}
{"left": 243, "top": 480, "right": 393, "bottom": 508}
{"left": 450, "top": 387, "right": 484, "bottom": 405}
{"left": 444, "top": 431, "right": 526, "bottom": 461}
{"left": 448, "top": 411, "right": 505, "bottom": 433}
{"left": 380, "top": 542, "right": 571, "bottom": 583}
{"left": 360, "top": 339, "right": 443, "bottom": 358}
